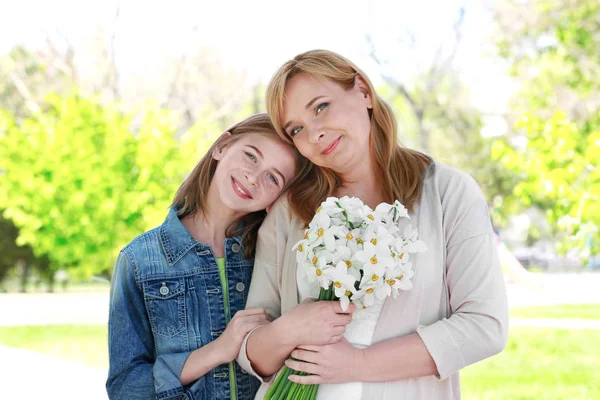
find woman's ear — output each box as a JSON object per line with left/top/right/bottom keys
{"left": 211, "top": 131, "right": 232, "bottom": 160}
{"left": 355, "top": 74, "right": 373, "bottom": 109}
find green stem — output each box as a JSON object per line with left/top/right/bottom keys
{"left": 265, "top": 366, "right": 288, "bottom": 399}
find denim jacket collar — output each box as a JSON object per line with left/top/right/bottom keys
{"left": 159, "top": 207, "right": 243, "bottom": 267}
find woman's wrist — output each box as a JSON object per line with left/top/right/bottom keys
{"left": 272, "top": 313, "right": 299, "bottom": 347}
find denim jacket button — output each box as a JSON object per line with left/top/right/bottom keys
{"left": 231, "top": 243, "right": 241, "bottom": 253}
{"left": 159, "top": 283, "right": 169, "bottom": 296}
{"left": 235, "top": 282, "right": 245, "bottom": 292}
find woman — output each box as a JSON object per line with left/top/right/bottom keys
{"left": 106, "top": 113, "right": 309, "bottom": 400}
{"left": 238, "top": 50, "right": 508, "bottom": 399}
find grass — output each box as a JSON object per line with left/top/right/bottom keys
{"left": 0, "top": 324, "right": 108, "bottom": 369}
{"left": 510, "top": 304, "right": 600, "bottom": 320}
{"left": 0, "top": 303, "right": 598, "bottom": 398}
{"left": 462, "top": 327, "right": 600, "bottom": 399}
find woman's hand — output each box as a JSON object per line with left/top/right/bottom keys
{"left": 284, "top": 337, "right": 365, "bottom": 384}
{"left": 280, "top": 299, "right": 355, "bottom": 346}
{"left": 215, "top": 307, "right": 271, "bottom": 363}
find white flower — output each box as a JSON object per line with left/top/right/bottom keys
{"left": 384, "top": 262, "right": 415, "bottom": 297}
{"left": 332, "top": 245, "right": 362, "bottom": 281}
{"left": 353, "top": 281, "right": 387, "bottom": 307}
{"left": 362, "top": 225, "right": 395, "bottom": 250}
{"left": 323, "top": 261, "right": 357, "bottom": 311}
{"left": 305, "top": 249, "right": 335, "bottom": 289}
{"left": 355, "top": 242, "right": 392, "bottom": 287}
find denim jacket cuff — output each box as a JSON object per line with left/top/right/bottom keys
{"left": 154, "top": 351, "right": 202, "bottom": 399}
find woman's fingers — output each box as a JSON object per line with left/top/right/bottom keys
{"left": 288, "top": 373, "right": 321, "bottom": 385}
{"left": 285, "top": 358, "right": 319, "bottom": 375}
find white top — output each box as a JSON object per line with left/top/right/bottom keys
{"left": 237, "top": 163, "right": 509, "bottom": 400}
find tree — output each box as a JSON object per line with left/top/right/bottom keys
{"left": 0, "top": 91, "right": 217, "bottom": 281}
{"left": 490, "top": 0, "right": 600, "bottom": 256}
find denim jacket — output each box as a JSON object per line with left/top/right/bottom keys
{"left": 107, "top": 208, "right": 260, "bottom": 400}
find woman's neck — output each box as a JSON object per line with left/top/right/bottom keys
{"left": 334, "top": 158, "right": 387, "bottom": 209}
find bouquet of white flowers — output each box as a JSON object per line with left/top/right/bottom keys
{"left": 265, "top": 196, "right": 427, "bottom": 400}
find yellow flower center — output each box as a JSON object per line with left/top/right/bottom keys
{"left": 370, "top": 257, "right": 378, "bottom": 264}
{"left": 304, "top": 231, "right": 310, "bottom": 239}
{"left": 318, "top": 228, "right": 324, "bottom": 237}
{"left": 345, "top": 290, "right": 352, "bottom": 297}
{"left": 367, "top": 214, "right": 374, "bottom": 221}
{"left": 370, "top": 238, "right": 377, "bottom": 245}
{"left": 334, "top": 281, "right": 342, "bottom": 288}
{"left": 312, "top": 257, "right": 318, "bottom": 265}
{"left": 391, "top": 252, "right": 396, "bottom": 258}
{"left": 298, "top": 244, "right": 304, "bottom": 252}
{"left": 387, "top": 279, "right": 396, "bottom": 286}
{"left": 356, "top": 238, "right": 364, "bottom": 245}
{"left": 399, "top": 253, "right": 404, "bottom": 259}
{"left": 316, "top": 268, "right": 322, "bottom": 276}
{"left": 346, "top": 233, "right": 353, "bottom": 240}
{"left": 396, "top": 274, "right": 404, "bottom": 280}
{"left": 317, "top": 206, "right": 323, "bottom": 213}
{"left": 371, "top": 274, "right": 379, "bottom": 281}
{"left": 345, "top": 260, "right": 352, "bottom": 268}
{"left": 366, "top": 288, "right": 374, "bottom": 294}
{"left": 362, "top": 305, "right": 367, "bottom": 309}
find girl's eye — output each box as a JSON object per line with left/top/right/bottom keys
{"left": 290, "top": 126, "right": 303, "bottom": 137}
{"left": 268, "top": 173, "right": 279, "bottom": 186}
{"left": 245, "top": 152, "right": 257, "bottom": 163}
{"left": 316, "top": 102, "right": 329, "bottom": 115}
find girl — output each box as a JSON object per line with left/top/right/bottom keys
{"left": 239, "top": 50, "right": 508, "bottom": 399}
{"left": 107, "top": 113, "right": 306, "bottom": 400}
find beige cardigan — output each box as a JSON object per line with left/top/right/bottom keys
{"left": 238, "top": 163, "right": 509, "bottom": 399}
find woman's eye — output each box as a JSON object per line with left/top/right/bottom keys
{"left": 316, "top": 102, "right": 329, "bottom": 115}
{"left": 290, "top": 126, "right": 302, "bottom": 137}
{"left": 245, "top": 152, "right": 257, "bottom": 163}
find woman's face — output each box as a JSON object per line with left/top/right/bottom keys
{"left": 281, "top": 73, "right": 372, "bottom": 174}
{"left": 212, "top": 133, "right": 296, "bottom": 214}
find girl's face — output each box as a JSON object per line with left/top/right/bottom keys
{"left": 212, "top": 133, "right": 296, "bottom": 214}
{"left": 281, "top": 73, "right": 372, "bottom": 174}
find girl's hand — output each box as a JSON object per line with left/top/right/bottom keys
{"left": 215, "top": 307, "right": 271, "bottom": 363}
{"left": 280, "top": 299, "right": 355, "bottom": 346}
{"left": 284, "top": 337, "right": 365, "bottom": 384}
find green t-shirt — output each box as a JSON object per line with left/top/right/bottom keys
{"left": 216, "top": 257, "right": 236, "bottom": 400}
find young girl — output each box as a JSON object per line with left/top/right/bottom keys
{"left": 107, "top": 113, "right": 306, "bottom": 400}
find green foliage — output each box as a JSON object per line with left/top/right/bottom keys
{"left": 492, "top": 0, "right": 600, "bottom": 256}
{"left": 492, "top": 111, "right": 600, "bottom": 255}
{"left": 0, "top": 91, "right": 216, "bottom": 278}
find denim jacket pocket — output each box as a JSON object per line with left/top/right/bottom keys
{"left": 144, "top": 278, "right": 187, "bottom": 339}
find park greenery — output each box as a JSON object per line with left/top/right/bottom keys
{"left": 0, "top": 0, "right": 599, "bottom": 291}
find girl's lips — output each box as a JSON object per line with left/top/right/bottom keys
{"left": 321, "top": 136, "right": 341, "bottom": 155}
{"left": 231, "top": 177, "right": 252, "bottom": 199}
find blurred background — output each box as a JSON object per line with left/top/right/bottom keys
{"left": 0, "top": 0, "right": 598, "bottom": 398}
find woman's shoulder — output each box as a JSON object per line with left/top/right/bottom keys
{"left": 425, "top": 162, "right": 484, "bottom": 202}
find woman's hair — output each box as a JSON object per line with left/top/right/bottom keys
{"left": 172, "top": 113, "right": 307, "bottom": 258}
{"left": 266, "top": 49, "right": 432, "bottom": 225}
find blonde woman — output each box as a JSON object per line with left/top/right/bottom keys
{"left": 238, "top": 50, "right": 508, "bottom": 399}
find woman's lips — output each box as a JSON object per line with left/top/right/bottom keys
{"left": 321, "top": 137, "right": 341, "bottom": 155}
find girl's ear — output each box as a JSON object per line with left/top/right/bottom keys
{"left": 211, "top": 131, "right": 232, "bottom": 160}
